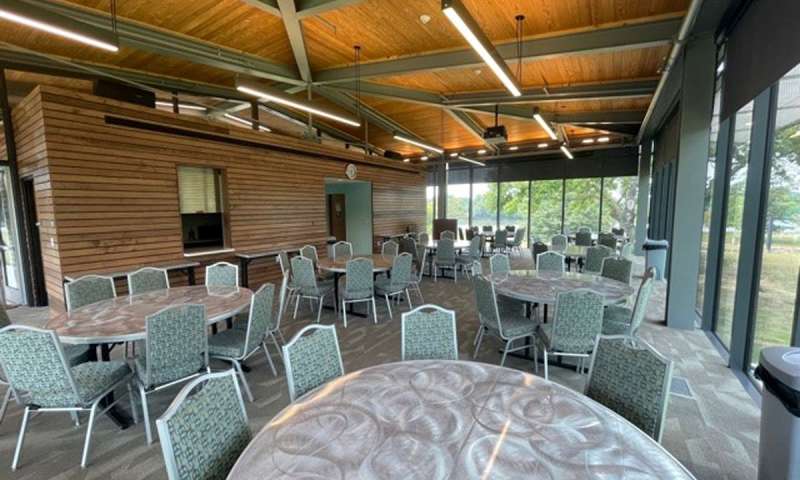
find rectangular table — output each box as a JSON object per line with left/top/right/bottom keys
{"left": 236, "top": 248, "right": 299, "bottom": 288}
{"left": 63, "top": 261, "right": 201, "bottom": 286}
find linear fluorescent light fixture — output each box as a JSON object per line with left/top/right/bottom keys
{"left": 0, "top": 0, "right": 119, "bottom": 52}
{"left": 224, "top": 113, "right": 271, "bottom": 132}
{"left": 155, "top": 101, "right": 207, "bottom": 112}
{"left": 236, "top": 78, "right": 360, "bottom": 128}
{"left": 560, "top": 145, "right": 574, "bottom": 160}
{"left": 442, "top": 0, "right": 521, "bottom": 97}
{"left": 393, "top": 134, "right": 444, "bottom": 154}
{"left": 533, "top": 108, "right": 558, "bottom": 140}
{"left": 459, "top": 156, "right": 485, "bottom": 167}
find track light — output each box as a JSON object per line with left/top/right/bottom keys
{"left": 533, "top": 108, "right": 557, "bottom": 140}
{"left": 459, "top": 156, "right": 486, "bottom": 167}
{"left": 441, "top": 0, "right": 521, "bottom": 97}
{"left": 224, "top": 113, "right": 271, "bottom": 132}
{"left": 393, "top": 134, "right": 444, "bottom": 154}
{"left": 560, "top": 144, "right": 574, "bottom": 160}
{"left": 237, "top": 78, "right": 360, "bottom": 128}
{"left": 0, "top": 0, "right": 119, "bottom": 52}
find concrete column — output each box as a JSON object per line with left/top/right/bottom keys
{"left": 635, "top": 141, "right": 652, "bottom": 255}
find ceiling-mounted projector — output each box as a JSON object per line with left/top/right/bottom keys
{"left": 483, "top": 125, "right": 508, "bottom": 145}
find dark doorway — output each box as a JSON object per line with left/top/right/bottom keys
{"left": 327, "top": 193, "right": 347, "bottom": 241}
{"left": 21, "top": 178, "right": 46, "bottom": 306}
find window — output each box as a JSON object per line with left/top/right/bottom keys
{"left": 471, "top": 179, "right": 497, "bottom": 231}
{"left": 531, "top": 180, "right": 563, "bottom": 242}
{"left": 499, "top": 181, "right": 530, "bottom": 244}
{"left": 178, "top": 166, "right": 225, "bottom": 251}
{"left": 426, "top": 185, "right": 437, "bottom": 235}
{"left": 601, "top": 176, "right": 638, "bottom": 236}
{"left": 564, "top": 178, "right": 602, "bottom": 234}
{"left": 698, "top": 88, "right": 722, "bottom": 314}
{"left": 750, "top": 65, "right": 800, "bottom": 367}
{"left": 446, "top": 168, "right": 470, "bottom": 231}
{"left": 715, "top": 101, "right": 754, "bottom": 349}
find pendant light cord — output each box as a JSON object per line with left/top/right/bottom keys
{"left": 515, "top": 15, "right": 524, "bottom": 83}
{"left": 111, "top": 0, "right": 118, "bottom": 34}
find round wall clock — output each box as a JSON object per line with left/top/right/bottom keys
{"left": 345, "top": 163, "right": 358, "bottom": 180}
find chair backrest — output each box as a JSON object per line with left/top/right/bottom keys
{"left": 205, "top": 262, "right": 239, "bottom": 287}
{"left": 575, "top": 231, "right": 593, "bottom": 246}
{"left": 399, "top": 237, "right": 416, "bottom": 256}
{"left": 601, "top": 257, "right": 633, "bottom": 284}
{"left": 489, "top": 253, "right": 510, "bottom": 275}
{"left": 531, "top": 242, "right": 548, "bottom": 267}
{"left": 387, "top": 253, "right": 413, "bottom": 290}
{"left": 242, "top": 283, "right": 276, "bottom": 356}
{"left": 612, "top": 227, "right": 624, "bottom": 236}
{"left": 628, "top": 268, "right": 656, "bottom": 336}
{"left": 550, "top": 289, "right": 604, "bottom": 354}
{"left": 584, "top": 245, "right": 614, "bottom": 273}
{"left": 585, "top": 335, "right": 673, "bottom": 442}
{"left": 620, "top": 241, "right": 634, "bottom": 259}
{"left": 537, "top": 251, "right": 565, "bottom": 272}
{"left": 551, "top": 234, "right": 567, "bottom": 252}
{"left": 290, "top": 255, "right": 319, "bottom": 295}
{"left": 418, "top": 232, "right": 430, "bottom": 245}
{"left": 598, "top": 232, "right": 618, "bottom": 250}
{"left": 156, "top": 370, "right": 251, "bottom": 480}
{"left": 277, "top": 251, "right": 292, "bottom": 278}
{"left": 332, "top": 241, "right": 353, "bottom": 260}
{"left": 506, "top": 225, "right": 516, "bottom": 232}
{"left": 470, "top": 260, "right": 483, "bottom": 276}
{"left": 440, "top": 230, "right": 455, "bottom": 240}
{"left": 381, "top": 240, "right": 399, "bottom": 256}
{"left": 128, "top": 267, "right": 169, "bottom": 295}
{"left": 494, "top": 229, "right": 508, "bottom": 247}
{"left": 467, "top": 235, "right": 482, "bottom": 259}
{"left": 143, "top": 304, "right": 209, "bottom": 387}
{"left": 65, "top": 274, "right": 116, "bottom": 311}
{"left": 282, "top": 324, "right": 344, "bottom": 401}
{"left": 0, "top": 325, "right": 79, "bottom": 407}
{"left": 0, "top": 303, "right": 11, "bottom": 328}
{"left": 300, "top": 244, "right": 319, "bottom": 264}
{"left": 513, "top": 228, "right": 525, "bottom": 244}
{"left": 578, "top": 226, "right": 592, "bottom": 234}
{"left": 471, "top": 275, "right": 502, "bottom": 333}
{"left": 436, "top": 238, "right": 455, "bottom": 263}
{"left": 401, "top": 305, "right": 458, "bottom": 361}
{"left": 345, "top": 258, "right": 374, "bottom": 297}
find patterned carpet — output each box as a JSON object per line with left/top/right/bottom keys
{"left": 0, "top": 253, "right": 760, "bottom": 479}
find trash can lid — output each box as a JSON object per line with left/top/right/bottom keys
{"left": 643, "top": 239, "right": 669, "bottom": 250}
{"left": 760, "top": 347, "right": 800, "bottom": 391}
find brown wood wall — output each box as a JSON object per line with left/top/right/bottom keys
{"left": 11, "top": 86, "right": 425, "bottom": 310}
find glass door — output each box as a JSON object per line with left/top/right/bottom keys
{"left": 0, "top": 165, "right": 22, "bottom": 305}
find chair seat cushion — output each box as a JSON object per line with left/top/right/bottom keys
{"left": 497, "top": 295, "right": 526, "bottom": 318}
{"left": 456, "top": 255, "right": 474, "bottom": 264}
{"left": 72, "top": 360, "right": 132, "bottom": 404}
{"left": 375, "top": 277, "right": 404, "bottom": 294}
{"left": 435, "top": 259, "right": 455, "bottom": 266}
{"left": 602, "top": 305, "right": 632, "bottom": 335}
{"left": 489, "top": 314, "right": 536, "bottom": 338}
{"left": 209, "top": 328, "right": 247, "bottom": 358}
{"left": 64, "top": 344, "right": 92, "bottom": 366}
{"left": 537, "top": 323, "right": 594, "bottom": 354}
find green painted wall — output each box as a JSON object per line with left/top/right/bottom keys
{"left": 325, "top": 181, "right": 373, "bottom": 255}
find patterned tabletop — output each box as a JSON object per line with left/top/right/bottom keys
{"left": 547, "top": 244, "right": 588, "bottom": 258}
{"left": 488, "top": 269, "right": 634, "bottom": 304}
{"left": 46, "top": 286, "right": 252, "bottom": 344}
{"left": 318, "top": 254, "right": 394, "bottom": 273}
{"left": 422, "top": 240, "right": 472, "bottom": 250}
{"left": 227, "top": 360, "right": 695, "bottom": 480}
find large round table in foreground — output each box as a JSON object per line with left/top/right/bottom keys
{"left": 488, "top": 269, "right": 634, "bottom": 305}
{"left": 228, "top": 360, "right": 694, "bottom": 479}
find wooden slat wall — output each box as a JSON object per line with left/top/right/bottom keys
{"left": 12, "top": 86, "right": 425, "bottom": 310}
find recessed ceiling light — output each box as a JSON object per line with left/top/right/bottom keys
{"left": 537, "top": 143, "right": 548, "bottom": 148}
{"left": 581, "top": 138, "right": 595, "bottom": 144}
{"left": 508, "top": 145, "right": 519, "bottom": 151}
{"left": 449, "top": 152, "right": 459, "bottom": 157}
{"left": 474, "top": 69, "right": 482, "bottom": 75}
{"left": 560, "top": 145, "right": 574, "bottom": 160}
{"left": 477, "top": 149, "right": 487, "bottom": 154}
{"left": 419, "top": 14, "right": 431, "bottom": 24}
{"left": 403, "top": 158, "right": 411, "bottom": 163}
{"left": 597, "top": 136, "right": 610, "bottom": 143}
{"left": 421, "top": 156, "right": 429, "bottom": 161}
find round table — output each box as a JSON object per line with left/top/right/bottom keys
{"left": 488, "top": 270, "right": 634, "bottom": 305}
{"left": 317, "top": 254, "right": 393, "bottom": 273}
{"left": 422, "top": 239, "right": 472, "bottom": 251}
{"left": 46, "top": 285, "right": 253, "bottom": 344}
{"left": 228, "top": 360, "right": 694, "bottom": 479}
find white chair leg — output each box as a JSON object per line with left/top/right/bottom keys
{"left": 472, "top": 328, "right": 485, "bottom": 359}
{"left": 454, "top": 266, "right": 458, "bottom": 283}
{"left": 126, "top": 382, "right": 139, "bottom": 424}
{"left": 293, "top": 294, "right": 301, "bottom": 319}
{"left": 533, "top": 340, "right": 539, "bottom": 374}
{"left": 139, "top": 384, "right": 153, "bottom": 445}
{"left": 434, "top": 265, "right": 437, "bottom": 282}
{"left": 80, "top": 404, "right": 98, "bottom": 468}
{"left": 405, "top": 289, "right": 413, "bottom": 310}
{"left": 543, "top": 348, "right": 549, "bottom": 380}
{"left": 70, "top": 411, "right": 80, "bottom": 427}
{"left": 315, "top": 296, "right": 324, "bottom": 323}
{"left": 372, "top": 298, "right": 378, "bottom": 324}
{"left": 0, "top": 387, "right": 11, "bottom": 425}
{"left": 262, "top": 342, "right": 278, "bottom": 376}
{"left": 500, "top": 339, "right": 512, "bottom": 366}
{"left": 233, "top": 360, "right": 254, "bottom": 402}
{"left": 342, "top": 299, "right": 348, "bottom": 328}
{"left": 384, "top": 294, "right": 393, "bottom": 319}
{"left": 11, "top": 406, "right": 30, "bottom": 470}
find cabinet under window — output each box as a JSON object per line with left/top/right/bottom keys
{"left": 178, "top": 166, "right": 225, "bottom": 251}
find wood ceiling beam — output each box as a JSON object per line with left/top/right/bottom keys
{"left": 277, "top": 0, "right": 313, "bottom": 82}
{"left": 295, "top": 0, "right": 364, "bottom": 19}
{"left": 313, "top": 17, "right": 682, "bottom": 84}
{"left": 32, "top": 0, "right": 304, "bottom": 85}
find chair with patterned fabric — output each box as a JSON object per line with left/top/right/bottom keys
{"left": 135, "top": 304, "right": 209, "bottom": 445}
{"left": 575, "top": 230, "right": 593, "bottom": 247}
{"left": 401, "top": 305, "right": 458, "bottom": 361}
{"left": 127, "top": 267, "right": 169, "bottom": 295}
{"left": 537, "top": 251, "right": 565, "bottom": 273}
{"left": 531, "top": 241, "right": 548, "bottom": 267}
{"left": 507, "top": 227, "right": 525, "bottom": 255}
{"left": 434, "top": 238, "right": 458, "bottom": 282}
{"left": 493, "top": 229, "right": 508, "bottom": 254}
{"left": 65, "top": 275, "right": 116, "bottom": 312}
{"left": 276, "top": 251, "right": 297, "bottom": 320}
{"left": 598, "top": 232, "right": 618, "bottom": 250}
{"left": 418, "top": 232, "right": 430, "bottom": 246}
{"left": 300, "top": 244, "right": 319, "bottom": 264}
{"left": 340, "top": 258, "right": 377, "bottom": 327}
{"left": 489, "top": 253, "right": 511, "bottom": 275}
{"left": 282, "top": 324, "right": 344, "bottom": 402}
{"left": 535, "top": 289, "right": 604, "bottom": 380}
{"left": 291, "top": 256, "right": 335, "bottom": 322}
{"left": 409, "top": 247, "right": 428, "bottom": 303}
{"left": 156, "top": 370, "right": 250, "bottom": 480}
{"left": 205, "top": 262, "right": 239, "bottom": 287}
{"left": 332, "top": 241, "right": 353, "bottom": 261}
{"left": 381, "top": 240, "right": 399, "bottom": 256}
{"left": 440, "top": 230, "right": 456, "bottom": 241}
{"left": 209, "top": 284, "right": 278, "bottom": 402}
{"left": 603, "top": 267, "right": 656, "bottom": 336}
{"left": 456, "top": 235, "right": 482, "bottom": 278}
{"left": 399, "top": 237, "right": 416, "bottom": 256}
{"left": 584, "top": 245, "right": 615, "bottom": 274}
{"left": 620, "top": 241, "right": 634, "bottom": 260}
{"left": 550, "top": 234, "right": 567, "bottom": 253}
{"left": 601, "top": 257, "right": 633, "bottom": 285}
{"left": 0, "top": 325, "right": 135, "bottom": 469}
{"left": 471, "top": 275, "right": 537, "bottom": 366}
{"left": 578, "top": 226, "right": 592, "bottom": 234}
{"left": 375, "top": 253, "right": 413, "bottom": 319}
{"left": 585, "top": 335, "right": 673, "bottom": 442}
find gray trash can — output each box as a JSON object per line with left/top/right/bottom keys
{"left": 756, "top": 347, "right": 800, "bottom": 480}
{"left": 642, "top": 239, "right": 669, "bottom": 281}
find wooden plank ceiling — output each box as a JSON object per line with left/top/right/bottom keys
{"left": 0, "top": 0, "right": 690, "bottom": 160}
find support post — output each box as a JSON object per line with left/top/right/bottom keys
{"left": 251, "top": 101, "right": 259, "bottom": 131}
{"left": 635, "top": 141, "right": 652, "bottom": 254}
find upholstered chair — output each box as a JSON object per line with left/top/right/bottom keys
{"left": 584, "top": 245, "right": 615, "bottom": 274}
{"left": 494, "top": 229, "right": 508, "bottom": 253}
{"left": 65, "top": 275, "right": 116, "bottom": 311}
{"left": 601, "top": 257, "right": 633, "bottom": 285}
{"left": 489, "top": 253, "right": 511, "bottom": 275}
{"left": 381, "top": 240, "right": 399, "bottom": 256}
{"left": 375, "top": 252, "right": 413, "bottom": 319}
{"left": 603, "top": 267, "right": 656, "bottom": 336}
{"left": 291, "top": 256, "right": 335, "bottom": 323}
{"left": 531, "top": 241, "right": 548, "bottom": 267}
{"left": 340, "top": 258, "right": 377, "bottom": 327}
{"left": 440, "top": 230, "right": 455, "bottom": 241}
{"left": 575, "top": 230, "right": 593, "bottom": 246}
{"left": 550, "top": 234, "right": 568, "bottom": 253}
{"left": 282, "top": 324, "right": 344, "bottom": 402}
{"left": 401, "top": 305, "right": 458, "bottom": 361}
{"left": 332, "top": 241, "right": 353, "bottom": 260}
{"left": 127, "top": 267, "right": 169, "bottom": 295}
{"left": 205, "top": 262, "right": 239, "bottom": 287}
{"left": 433, "top": 238, "right": 457, "bottom": 282}
{"left": 537, "top": 251, "right": 566, "bottom": 273}
{"left": 598, "top": 232, "right": 618, "bottom": 250}
{"left": 409, "top": 247, "right": 428, "bottom": 302}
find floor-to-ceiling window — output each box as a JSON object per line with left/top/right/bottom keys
{"left": 750, "top": 65, "right": 800, "bottom": 368}
{"left": 698, "top": 88, "right": 722, "bottom": 315}
{"left": 446, "top": 168, "right": 470, "bottom": 232}
{"left": 0, "top": 115, "right": 22, "bottom": 304}
{"left": 564, "top": 178, "right": 602, "bottom": 234}
{"left": 715, "top": 100, "right": 754, "bottom": 349}
{"left": 600, "top": 176, "right": 638, "bottom": 236}
{"left": 471, "top": 167, "right": 498, "bottom": 230}
{"left": 530, "top": 180, "right": 563, "bottom": 242}
{"left": 499, "top": 181, "right": 529, "bottom": 244}
{"left": 425, "top": 185, "right": 437, "bottom": 234}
